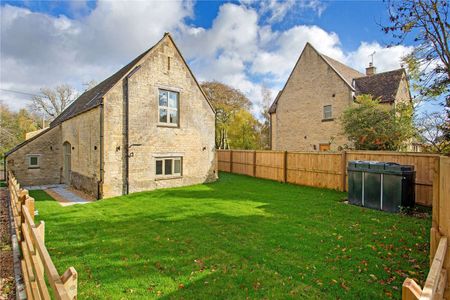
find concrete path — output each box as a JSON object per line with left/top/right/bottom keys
{"left": 24, "top": 184, "right": 92, "bottom": 206}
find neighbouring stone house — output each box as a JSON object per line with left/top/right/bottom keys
{"left": 269, "top": 43, "right": 412, "bottom": 152}
{"left": 5, "top": 33, "right": 217, "bottom": 199}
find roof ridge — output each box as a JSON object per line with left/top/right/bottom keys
{"left": 50, "top": 34, "right": 168, "bottom": 127}
{"left": 320, "top": 53, "right": 364, "bottom": 77}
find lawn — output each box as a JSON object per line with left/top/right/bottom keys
{"left": 31, "top": 173, "right": 430, "bottom": 299}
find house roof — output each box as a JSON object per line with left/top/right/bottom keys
{"left": 50, "top": 33, "right": 214, "bottom": 127}
{"left": 50, "top": 43, "right": 157, "bottom": 127}
{"left": 268, "top": 91, "right": 281, "bottom": 114}
{"left": 353, "top": 68, "right": 405, "bottom": 103}
{"left": 4, "top": 127, "right": 52, "bottom": 157}
{"left": 321, "top": 54, "right": 365, "bottom": 87}
{"left": 268, "top": 42, "right": 408, "bottom": 114}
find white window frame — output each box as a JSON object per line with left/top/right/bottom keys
{"left": 27, "top": 154, "right": 41, "bottom": 169}
{"left": 155, "top": 157, "right": 182, "bottom": 178}
{"left": 158, "top": 89, "right": 179, "bottom": 126}
{"left": 323, "top": 105, "right": 333, "bottom": 120}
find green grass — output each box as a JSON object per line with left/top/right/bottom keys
{"left": 32, "top": 173, "right": 430, "bottom": 299}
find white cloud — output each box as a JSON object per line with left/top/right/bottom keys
{"left": 251, "top": 25, "right": 344, "bottom": 81}
{"left": 0, "top": 1, "right": 415, "bottom": 119}
{"left": 0, "top": 1, "right": 192, "bottom": 108}
{"left": 346, "top": 42, "right": 413, "bottom": 73}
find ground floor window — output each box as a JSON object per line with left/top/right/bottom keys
{"left": 27, "top": 154, "right": 40, "bottom": 168}
{"left": 156, "top": 157, "right": 182, "bottom": 177}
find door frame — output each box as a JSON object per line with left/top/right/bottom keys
{"left": 63, "top": 141, "right": 72, "bottom": 184}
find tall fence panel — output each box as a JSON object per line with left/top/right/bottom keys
{"left": 218, "top": 150, "right": 439, "bottom": 206}
{"left": 255, "top": 151, "right": 285, "bottom": 182}
{"left": 287, "top": 152, "right": 343, "bottom": 190}
{"left": 403, "top": 156, "right": 450, "bottom": 299}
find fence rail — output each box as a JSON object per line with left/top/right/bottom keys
{"left": 8, "top": 171, "right": 77, "bottom": 300}
{"left": 217, "top": 150, "right": 439, "bottom": 206}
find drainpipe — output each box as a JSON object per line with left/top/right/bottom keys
{"left": 124, "top": 65, "right": 141, "bottom": 195}
{"left": 98, "top": 102, "right": 104, "bottom": 200}
{"left": 123, "top": 79, "right": 130, "bottom": 195}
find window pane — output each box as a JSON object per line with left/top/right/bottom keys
{"left": 30, "top": 156, "right": 38, "bottom": 166}
{"left": 174, "top": 159, "right": 181, "bottom": 174}
{"left": 156, "top": 160, "right": 163, "bottom": 175}
{"left": 168, "top": 92, "right": 178, "bottom": 108}
{"left": 169, "top": 110, "right": 178, "bottom": 124}
{"left": 159, "top": 90, "right": 168, "bottom": 106}
{"left": 159, "top": 109, "right": 167, "bottom": 123}
{"left": 324, "top": 105, "right": 332, "bottom": 119}
{"left": 164, "top": 159, "right": 172, "bottom": 175}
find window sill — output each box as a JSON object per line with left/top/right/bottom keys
{"left": 321, "top": 118, "right": 334, "bottom": 122}
{"left": 28, "top": 167, "right": 40, "bottom": 169}
{"left": 155, "top": 176, "right": 183, "bottom": 181}
{"left": 157, "top": 123, "right": 179, "bottom": 128}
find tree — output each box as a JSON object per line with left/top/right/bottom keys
{"left": 30, "top": 84, "right": 77, "bottom": 121}
{"left": 258, "top": 85, "right": 272, "bottom": 149}
{"left": 382, "top": 0, "right": 450, "bottom": 137}
{"left": 201, "top": 81, "right": 252, "bottom": 149}
{"left": 341, "top": 95, "right": 415, "bottom": 151}
{"left": 1, "top": 104, "right": 39, "bottom": 159}
{"left": 415, "top": 111, "right": 450, "bottom": 155}
{"left": 227, "top": 109, "right": 261, "bottom": 149}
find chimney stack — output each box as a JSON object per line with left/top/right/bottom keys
{"left": 366, "top": 62, "right": 376, "bottom": 76}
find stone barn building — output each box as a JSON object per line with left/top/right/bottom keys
{"left": 269, "top": 43, "right": 412, "bottom": 152}
{"left": 5, "top": 33, "right": 217, "bottom": 199}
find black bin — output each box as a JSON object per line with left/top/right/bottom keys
{"left": 347, "top": 160, "right": 415, "bottom": 212}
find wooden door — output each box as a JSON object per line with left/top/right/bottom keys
{"left": 63, "top": 142, "right": 71, "bottom": 184}
{"left": 319, "top": 144, "right": 331, "bottom": 151}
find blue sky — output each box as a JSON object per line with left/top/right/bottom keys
{"left": 0, "top": 0, "right": 441, "bottom": 115}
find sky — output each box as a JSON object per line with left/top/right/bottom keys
{"left": 0, "top": 0, "right": 443, "bottom": 117}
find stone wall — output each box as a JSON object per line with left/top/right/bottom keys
{"left": 102, "top": 36, "right": 217, "bottom": 198}
{"left": 6, "top": 126, "right": 62, "bottom": 186}
{"left": 271, "top": 44, "right": 353, "bottom": 151}
{"left": 61, "top": 107, "right": 101, "bottom": 198}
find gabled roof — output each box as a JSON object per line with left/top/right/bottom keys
{"left": 268, "top": 91, "right": 281, "bottom": 114}
{"left": 50, "top": 40, "right": 158, "bottom": 127}
{"left": 321, "top": 54, "right": 365, "bottom": 87}
{"left": 353, "top": 69, "right": 406, "bottom": 103}
{"left": 268, "top": 42, "right": 408, "bottom": 114}
{"left": 5, "top": 127, "right": 52, "bottom": 157}
{"left": 50, "top": 33, "right": 214, "bottom": 127}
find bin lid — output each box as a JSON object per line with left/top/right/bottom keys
{"left": 384, "top": 162, "right": 415, "bottom": 173}
{"left": 347, "top": 160, "right": 415, "bottom": 174}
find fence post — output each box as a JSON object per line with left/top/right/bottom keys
{"left": 61, "top": 267, "right": 78, "bottom": 300}
{"left": 283, "top": 151, "right": 288, "bottom": 183}
{"left": 402, "top": 278, "right": 422, "bottom": 300}
{"left": 230, "top": 150, "right": 233, "bottom": 173}
{"left": 430, "top": 156, "right": 441, "bottom": 264}
{"left": 341, "top": 151, "right": 347, "bottom": 192}
{"left": 253, "top": 151, "right": 257, "bottom": 177}
{"left": 24, "top": 197, "right": 35, "bottom": 222}
{"left": 18, "top": 190, "right": 29, "bottom": 240}
{"left": 36, "top": 221, "right": 45, "bottom": 242}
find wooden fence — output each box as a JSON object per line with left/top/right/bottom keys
{"left": 219, "top": 149, "right": 450, "bottom": 298}
{"left": 217, "top": 150, "right": 439, "bottom": 206}
{"left": 403, "top": 156, "right": 450, "bottom": 299}
{"left": 8, "top": 171, "right": 77, "bottom": 300}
